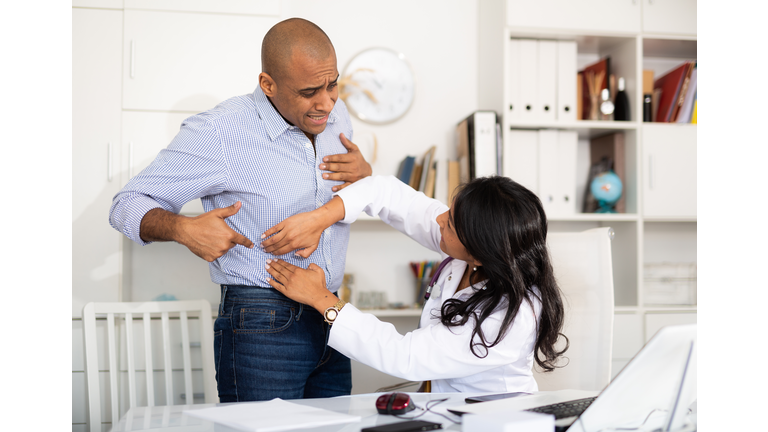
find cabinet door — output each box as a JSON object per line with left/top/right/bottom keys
{"left": 506, "top": 0, "right": 640, "bottom": 34}
{"left": 642, "top": 0, "right": 697, "bottom": 35}
{"left": 642, "top": 124, "right": 696, "bottom": 218}
{"left": 122, "top": 111, "right": 205, "bottom": 215}
{"left": 123, "top": 10, "right": 278, "bottom": 112}
{"left": 73, "top": 8, "right": 123, "bottom": 317}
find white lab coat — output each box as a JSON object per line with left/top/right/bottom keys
{"left": 332, "top": 175, "right": 540, "bottom": 393}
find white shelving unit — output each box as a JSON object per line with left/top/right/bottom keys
{"left": 476, "top": 0, "right": 697, "bottom": 376}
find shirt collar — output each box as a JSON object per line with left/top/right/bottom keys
{"left": 252, "top": 85, "right": 339, "bottom": 142}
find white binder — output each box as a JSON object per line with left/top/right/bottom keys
{"left": 555, "top": 130, "right": 578, "bottom": 215}
{"left": 506, "top": 38, "right": 522, "bottom": 121}
{"left": 472, "top": 111, "right": 498, "bottom": 178}
{"left": 537, "top": 130, "right": 559, "bottom": 215}
{"left": 557, "top": 40, "right": 578, "bottom": 122}
{"left": 518, "top": 39, "right": 538, "bottom": 123}
{"left": 503, "top": 129, "right": 539, "bottom": 195}
{"left": 536, "top": 40, "right": 557, "bottom": 122}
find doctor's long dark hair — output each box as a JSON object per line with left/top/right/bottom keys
{"left": 439, "top": 176, "right": 568, "bottom": 372}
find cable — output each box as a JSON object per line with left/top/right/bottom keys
{"left": 394, "top": 398, "right": 462, "bottom": 424}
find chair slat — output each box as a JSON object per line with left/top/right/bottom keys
{"left": 161, "top": 311, "right": 173, "bottom": 405}
{"left": 143, "top": 312, "right": 155, "bottom": 407}
{"left": 125, "top": 312, "right": 136, "bottom": 409}
{"left": 180, "top": 311, "right": 193, "bottom": 405}
{"left": 107, "top": 312, "right": 119, "bottom": 425}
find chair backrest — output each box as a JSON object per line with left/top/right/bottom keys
{"left": 82, "top": 300, "right": 218, "bottom": 432}
{"left": 533, "top": 227, "right": 615, "bottom": 392}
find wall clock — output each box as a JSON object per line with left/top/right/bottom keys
{"left": 340, "top": 47, "right": 415, "bottom": 124}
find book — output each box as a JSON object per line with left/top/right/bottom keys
{"left": 424, "top": 160, "right": 437, "bottom": 199}
{"left": 447, "top": 160, "right": 460, "bottom": 205}
{"left": 676, "top": 65, "right": 697, "bottom": 124}
{"left": 397, "top": 156, "right": 415, "bottom": 184}
{"left": 691, "top": 99, "right": 697, "bottom": 124}
{"left": 584, "top": 132, "right": 626, "bottom": 213}
{"left": 669, "top": 62, "right": 695, "bottom": 122}
{"left": 456, "top": 111, "right": 498, "bottom": 183}
{"left": 580, "top": 57, "right": 610, "bottom": 120}
{"left": 409, "top": 163, "right": 422, "bottom": 190}
{"left": 418, "top": 146, "right": 436, "bottom": 193}
{"left": 576, "top": 72, "right": 583, "bottom": 120}
{"left": 654, "top": 62, "right": 690, "bottom": 122}
{"left": 433, "top": 158, "right": 448, "bottom": 204}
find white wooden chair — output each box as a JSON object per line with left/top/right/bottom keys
{"left": 82, "top": 300, "right": 218, "bottom": 432}
{"left": 533, "top": 227, "right": 615, "bottom": 392}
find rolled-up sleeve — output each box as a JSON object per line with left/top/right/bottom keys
{"left": 108, "top": 115, "right": 228, "bottom": 245}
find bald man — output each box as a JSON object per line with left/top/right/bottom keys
{"left": 109, "top": 18, "right": 368, "bottom": 401}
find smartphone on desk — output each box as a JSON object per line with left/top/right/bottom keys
{"left": 464, "top": 392, "right": 531, "bottom": 404}
{"left": 361, "top": 420, "right": 442, "bottom": 432}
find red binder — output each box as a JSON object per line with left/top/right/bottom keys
{"left": 653, "top": 62, "right": 691, "bottom": 122}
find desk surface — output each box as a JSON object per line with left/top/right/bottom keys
{"left": 112, "top": 392, "right": 470, "bottom": 432}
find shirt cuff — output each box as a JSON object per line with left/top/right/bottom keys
{"left": 113, "top": 196, "right": 165, "bottom": 246}
{"left": 334, "top": 176, "right": 376, "bottom": 224}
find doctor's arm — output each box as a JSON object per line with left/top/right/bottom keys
{"left": 260, "top": 196, "right": 345, "bottom": 258}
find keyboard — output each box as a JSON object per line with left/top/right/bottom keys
{"left": 525, "top": 396, "right": 597, "bottom": 419}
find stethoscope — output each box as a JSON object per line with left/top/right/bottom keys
{"left": 424, "top": 257, "right": 454, "bottom": 301}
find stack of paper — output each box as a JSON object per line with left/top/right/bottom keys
{"left": 184, "top": 398, "right": 361, "bottom": 432}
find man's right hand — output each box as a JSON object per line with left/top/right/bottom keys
{"left": 140, "top": 202, "right": 254, "bottom": 263}
{"left": 177, "top": 202, "right": 254, "bottom": 262}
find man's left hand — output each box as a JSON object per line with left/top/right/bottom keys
{"left": 320, "top": 133, "right": 372, "bottom": 192}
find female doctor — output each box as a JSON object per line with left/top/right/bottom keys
{"left": 260, "top": 175, "right": 568, "bottom": 393}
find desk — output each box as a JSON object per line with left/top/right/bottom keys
{"left": 112, "top": 392, "right": 469, "bottom": 432}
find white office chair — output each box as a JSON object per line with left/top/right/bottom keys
{"left": 82, "top": 300, "right": 218, "bottom": 432}
{"left": 533, "top": 227, "right": 615, "bottom": 392}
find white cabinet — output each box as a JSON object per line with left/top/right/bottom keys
{"left": 123, "top": 10, "right": 278, "bottom": 112}
{"left": 642, "top": 124, "right": 697, "bottom": 219}
{"left": 642, "top": 0, "right": 697, "bottom": 35}
{"left": 122, "top": 111, "right": 204, "bottom": 215}
{"left": 645, "top": 312, "right": 697, "bottom": 342}
{"left": 505, "top": 0, "right": 641, "bottom": 34}
{"left": 72, "top": 8, "right": 124, "bottom": 318}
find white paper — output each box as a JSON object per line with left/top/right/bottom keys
{"left": 184, "top": 398, "right": 361, "bottom": 432}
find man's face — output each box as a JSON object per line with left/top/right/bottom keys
{"left": 262, "top": 49, "right": 339, "bottom": 138}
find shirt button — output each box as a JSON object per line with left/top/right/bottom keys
{"left": 448, "top": 276, "right": 452, "bottom": 281}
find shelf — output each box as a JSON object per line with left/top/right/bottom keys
{"left": 643, "top": 217, "right": 697, "bottom": 223}
{"left": 549, "top": 213, "right": 639, "bottom": 222}
{"left": 361, "top": 308, "right": 422, "bottom": 318}
{"left": 643, "top": 305, "right": 697, "bottom": 312}
{"left": 508, "top": 121, "right": 639, "bottom": 140}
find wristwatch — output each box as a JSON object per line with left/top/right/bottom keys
{"left": 323, "top": 299, "right": 347, "bottom": 325}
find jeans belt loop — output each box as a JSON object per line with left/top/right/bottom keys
{"left": 219, "top": 285, "right": 228, "bottom": 316}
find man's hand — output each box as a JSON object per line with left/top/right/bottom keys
{"left": 265, "top": 259, "right": 337, "bottom": 313}
{"left": 320, "top": 133, "right": 372, "bottom": 192}
{"left": 261, "top": 211, "right": 325, "bottom": 258}
{"left": 260, "top": 196, "right": 345, "bottom": 258}
{"left": 174, "top": 202, "right": 254, "bottom": 262}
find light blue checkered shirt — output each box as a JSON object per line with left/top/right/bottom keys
{"left": 109, "top": 86, "right": 353, "bottom": 291}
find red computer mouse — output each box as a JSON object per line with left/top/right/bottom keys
{"left": 376, "top": 392, "right": 416, "bottom": 415}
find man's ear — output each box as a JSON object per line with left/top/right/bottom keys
{"left": 259, "top": 72, "right": 276, "bottom": 97}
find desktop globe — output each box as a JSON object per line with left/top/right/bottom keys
{"left": 590, "top": 171, "right": 623, "bottom": 213}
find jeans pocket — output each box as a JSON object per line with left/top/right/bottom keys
{"left": 237, "top": 301, "right": 295, "bottom": 334}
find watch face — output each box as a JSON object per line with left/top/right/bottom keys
{"left": 341, "top": 47, "right": 415, "bottom": 124}
{"left": 326, "top": 308, "right": 338, "bottom": 321}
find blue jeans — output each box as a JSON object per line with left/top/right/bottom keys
{"left": 213, "top": 285, "right": 352, "bottom": 402}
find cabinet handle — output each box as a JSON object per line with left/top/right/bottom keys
{"left": 130, "top": 40, "right": 135, "bottom": 79}
{"left": 129, "top": 141, "right": 134, "bottom": 179}
{"left": 648, "top": 154, "right": 655, "bottom": 190}
{"left": 108, "top": 142, "right": 113, "bottom": 182}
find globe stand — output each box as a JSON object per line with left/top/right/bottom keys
{"left": 595, "top": 200, "right": 618, "bottom": 213}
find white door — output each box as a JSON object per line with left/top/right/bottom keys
{"left": 642, "top": 0, "right": 697, "bottom": 35}
{"left": 642, "top": 124, "right": 697, "bottom": 218}
{"left": 123, "top": 9, "right": 278, "bottom": 112}
{"left": 506, "top": 0, "right": 641, "bottom": 34}
{"left": 73, "top": 8, "right": 124, "bottom": 317}
{"left": 122, "top": 111, "right": 205, "bottom": 215}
